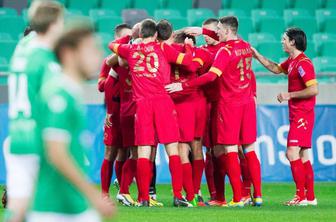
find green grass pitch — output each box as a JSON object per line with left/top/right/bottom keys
{"left": 1, "top": 183, "right": 335, "bottom": 222}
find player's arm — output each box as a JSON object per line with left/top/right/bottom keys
{"left": 105, "top": 54, "right": 119, "bottom": 67}
{"left": 184, "top": 27, "right": 219, "bottom": 41}
{"left": 277, "top": 61, "right": 318, "bottom": 103}
{"left": 43, "top": 94, "right": 115, "bottom": 217}
{"left": 251, "top": 47, "right": 283, "bottom": 74}
{"left": 108, "top": 42, "right": 131, "bottom": 60}
{"left": 97, "top": 59, "right": 111, "bottom": 92}
{"left": 166, "top": 47, "right": 230, "bottom": 93}
{"left": 162, "top": 41, "right": 193, "bottom": 67}
{"left": 192, "top": 48, "right": 212, "bottom": 73}
{"left": 104, "top": 68, "right": 119, "bottom": 114}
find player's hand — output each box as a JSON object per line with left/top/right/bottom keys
{"left": 185, "top": 37, "right": 194, "bottom": 47}
{"left": 91, "top": 193, "right": 116, "bottom": 218}
{"left": 251, "top": 47, "right": 259, "bottom": 58}
{"left": 105, "top": 114, "right": 112, "bottom": 127}
{"left": 277, "top": 92, "right": 291, "bottom": 103}
{"left": 165, "top": 83, "right": 183, "bottom": 93}
{"left": 184, "top": 27, "right": 202, "bottom": 36}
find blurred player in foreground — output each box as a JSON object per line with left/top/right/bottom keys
{"left": 27, "top": 22, "right": 116, "bottom": 222}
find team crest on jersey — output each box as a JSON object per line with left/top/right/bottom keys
{"left": 298, "top": 66, "right": 306, "bottom": 77}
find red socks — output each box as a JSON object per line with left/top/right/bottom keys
{"left": 192, "top": 159, "right": 205, "bottom": 195}
{"left": 205, "top": 153, "right": 217, "bottom": 199}
{"left": 245, "top": 151, "right": 262, "bottom": 197}
{"left": 290, "top": 159, "right": 306, "bottom": 199}
{"left": 169, "top": 155, "right": 183, "bottom": 199}
{"left": 120, "top": 159, "right": 137, "bottom": 194}
{"left": 115, "top": 160, "right": 125, "bottom": 186}
{"left": 303, "top": 160, "right": 315, "bottom": 200}
{"left": 137, "top": 158, "right": 151, "bottom": 201}
{"left": 101, "top": 159, "right": 113, "bottom": 194}
{"left": 221, "top": 152, "right": 242, "bottom": 202}
{"left": 214, "top": 156, "right": 225, "bottom": 202}
{"left": 240, "top": 156, "right": 252, "bottom": 197}
{"left": 182, "top": 163, "right": 195, "bottom": 201}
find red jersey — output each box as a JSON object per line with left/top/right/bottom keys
{"left": 112, "top": 64, "right": 136, "bottom": 117}
{"left": 280, "top": 53, "right": 317, "bottom": 119}
{"left": 97, "top": 58, "right": 120, "bottom": 114}
{"left": 194, "top": 45, "right": 221, "bottom": 102}
{"left": 185, "top": 39, "right": 255, "bottom": 104}
{"left": 212, "top": 39, "right": 255, "bottom": 103}
{"left": 170, "top": 44, "right": 200, "bottom": 102}
{"left": 109, "top": 41, "right": 193, "bottom": 100}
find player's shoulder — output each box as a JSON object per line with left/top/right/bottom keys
{"left": 296, "top": 54, "right": 314, "bottom": 69}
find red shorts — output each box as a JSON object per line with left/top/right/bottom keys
{"left": 120, "top": 115, "right": 135, "bottom": 148}
{"left": 287, "top": 110, "right": 315, "bottom": 148}
{"left": 175, "top": 97, "right": 207, "bottom": 142}
{"left": 212, "top": 99, "right": 257, "bottom": 145}
{"left": 135, "top": 96, "right": 180, "bottom": 146}
{"left": 103, "top": 108, "right": 122, "bottom": 147}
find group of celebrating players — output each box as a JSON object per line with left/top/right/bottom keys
{"left": 97, "top": 3, "right": 318, "bottom": 209}
{"left": 3, "top": 0, "right": 319, "bottom": 221}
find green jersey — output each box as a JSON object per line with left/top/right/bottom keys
{"left": 32, "top": 73, "right": 90, "bottom": 214}
{"left": 8, "top": 34, "right": 60, "bottom": 154}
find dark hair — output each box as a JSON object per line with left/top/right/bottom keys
{"left": 140, "top": 19, "right": 157, "bottom": 38}
{"left": 285, "top": 27, "right": 307, "bottom": 51}
{"left": 114, "top": 23, "right": 131, "bottom": 37}
{"left": 174, "top": 30, "right": 196, "bottom": 45}
{"left": 23, "top": 25, "right": 34, "bottom": 37}
{"left": 156, "top": 19, "right": 173, "bottom": 41}
{"left": 219, "top": 16, "right": 238, "bottom": 33}
{"left": 29, "top": 1, "right": 63, "bottom": 34}
{"left": 203, "top": 18, "right": 219, "bottom": 26}
{"left": 54, "top": 24, "right": 94, "bottom": 63}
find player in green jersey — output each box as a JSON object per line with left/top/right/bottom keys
{"left": 4, "top": 1, "right": 64, "bottom": 222}
{"left": 27, "top": 22, "right": 115, "bottom": 222}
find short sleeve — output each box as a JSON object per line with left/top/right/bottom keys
{"left": 42, "top": 91, "right": 73, "bottom": 143}
{"left": 297, "top": 59, "right": 317, "bottom": 87}
{"left": 110, "top": 43, "right": 132, "bottom": 59}
{"left": 279, "top": 58, "right": 290, "bottom": 74}
{"left": 162, "top": 43, "right": 186, "bottom": 64}
{"left": 208, "top": 47, "right": 231, "bottom": 77}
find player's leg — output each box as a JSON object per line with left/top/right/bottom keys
{"left": 179, "top": 142, "right": 196, "bottom": 205}
{"left": 115, "top": 148, "right": 127, "bottom": 190}
{"left": 215, "top": 145, "right": 243, "bottom": 207}
{"left": 191, "top": 139, "right": 205, "bottom": 206}
{"left": 165, "top": 142, "right": 191, "bottom": 207}
{"left": 300, "top": 149, "right": 316, "bottom": 205}
{"left": 136, "top": 146, "right": 152, "bottom": 206}
{"left": 191, "top": 97, "right": 207, "bottom": 205}
{"left": 285, "top": 146, "right": 307, "bottom": 206}
{"left": 241, "top": 99, "right": 261, "bottom": 206}
{"left": 100, "top": 113, "right": 120, "bottom": 197}
{"left": 241, "top": 143, "right": 262, "bottom": 206}
{"left": 147, "top": 146, "right": 163, "bottom": 207}
{"left": 100, "top": 145, "right": 118, "bottom": 197}
{"left": 204, "top": 148, "right": 217, "bottom": 200}
{"left": 212, "top": 152, "right": 226, "bottom": 205}
{"left": 238, "top": 147, "right": 252, "bottom": 206}
{"left": 4, "top": 138, "right": 40, "bottom": 222}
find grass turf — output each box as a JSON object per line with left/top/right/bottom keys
{"left": 1, "top": 183, "right": 336, "bottom": 222}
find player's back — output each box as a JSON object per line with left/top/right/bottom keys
{"left": 8, "top": 33, "right": 59, "bottom": 154}
{"left": 33, "top": 73, "right": 89, "bottom": 213}
{"left": 217, "top": 39, "right": 254, "bottom": 103}
{"left": 127, "top": 42, "right": 171, "bottom": 100}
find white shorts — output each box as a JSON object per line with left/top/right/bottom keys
{"left": 27, "top": 209, "right": 101, "bottom": 222}
{"left": 3, "top": 137, "right": 40, "bottom": 199}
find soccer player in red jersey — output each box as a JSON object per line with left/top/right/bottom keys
{"left": 166, "top": 16, "right": 262, "bottom": 207}
{"left": 185, "top": 18, "right": 228, "bottom": 206}
{"left": 167, "top": 31, "right": 208, "bottom": 206}
{"left": 109, "top": 19, "right": 194, "bottom": 207}
{"left": 98, "top": 24, "right": 132, "bottom": 199}
{"left": 252, "top": 27, "right": 318, "bottom": 206}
